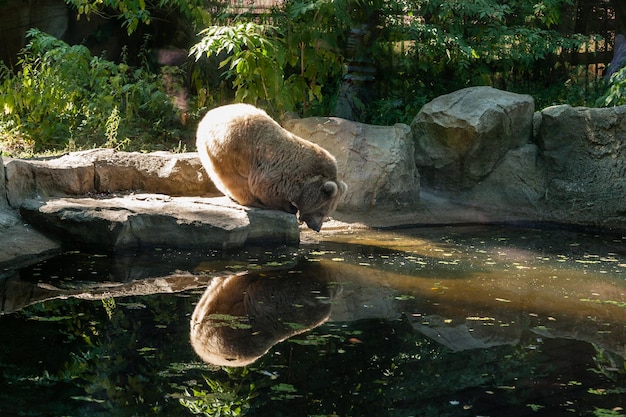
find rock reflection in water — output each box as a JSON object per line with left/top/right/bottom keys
{"left": 190, "top": 261, "right": 338, "bottom": 366}
{"left": 3, "top": 225, "right": 624, "bottom": 371}
{"left": 189, "top": 246, "right": 625, "bottom": 367}
{"left": 308, "top": 226, "right": 626, "bottom": 360}
{"left": 0, "top": 246, "right": 298, "bottom": 315}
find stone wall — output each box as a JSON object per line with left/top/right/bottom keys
{"left": 411, "top": 86, "right": 626, "bottom": 231}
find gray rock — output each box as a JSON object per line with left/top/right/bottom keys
{"left": 606, "top": 34, "right": 626, "bottom": 78}
{"left": 466, "top": 144, "right": 545, "bottom": 213}
{"left": 2, "top": 157, "right": 62, "bottom": 272}
{"left": 1, "top": 149, "right": 305, "bottom": 259}
{"left": 411, "top": 86, "right": 534, "bottom": 190}
{"left": 20, "top": 195, "right": 300, "bottom": 251}
{"left": 535, "top": 104, "right": 626, "bottom": 227}
{"left": 92, "top": 149, "right": 217, "bottom": 196}
{"left": 441, "top": 103, "right": 626, "bottom": 231}
{"left": 283, "top": 116, "right": 419, "bottom": 211}
{"left": 4, "top": 149, "right": 218, "bottom": 208}
{"left": 4, "top": 155, "right": 95, "bottom": 208}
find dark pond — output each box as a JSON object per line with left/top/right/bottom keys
{"left": 0, "top": 225, "right": 624, "bottom": 417}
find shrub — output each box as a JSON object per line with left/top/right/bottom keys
{"left": 596, "top": 66, "right": 626, "bottom": 107}
{"left": 0, "top": 29, "right": 180, "bottom": 156}
{"left": 190, "top": 13, "right": 345, "bottom": 117}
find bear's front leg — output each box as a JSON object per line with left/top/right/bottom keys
{"left": 279, "top": 202, "right": 298, "bottom": 214}
{"left": 252, "top": 197, "right": 298, "bottom": 215}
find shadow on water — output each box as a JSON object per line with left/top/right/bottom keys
{"left": 0, "top": 225, "right": 624, "bottom": 416}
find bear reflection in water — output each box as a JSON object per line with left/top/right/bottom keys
{"left": 190, "top": 261, "right": 338, "bottom": 367}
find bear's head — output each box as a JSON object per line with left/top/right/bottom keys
{"left": 295, "top": 179, "right": 347, "bottom": 232}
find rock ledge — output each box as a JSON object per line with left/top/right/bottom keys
{"left": 20, "top": 194, "right": 300, "bottom": 251}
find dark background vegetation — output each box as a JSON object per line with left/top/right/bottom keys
{"left": 1, "top": 0, "right": 626, "bottom": 156}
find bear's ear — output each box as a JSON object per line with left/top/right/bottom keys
{"left": 322, "top": 181, "right": 338, "bottom": 198}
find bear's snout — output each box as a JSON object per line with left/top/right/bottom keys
{"left": 300, "top": 213, "right": 323, "bottom": 232}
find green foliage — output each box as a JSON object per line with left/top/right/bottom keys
{"left": 596, "top": 66, "right": 626, "bottom": 107}
{"left": 511, "top": 69, "right": 606, "bottom": 109}
{"left": 411, "top": 1, "right": 579, "bottom": 77}
{"left": 190, "top": 23, "right": 289, "bottom": 112}
{"left": 362, "top": 96, "right": 429, "bottom": 125}
{"left": 0, "top": 0, "right": 614, "bottom": 152}
{"left": 593, "top": 408, "right": 626, "bottom": 417}
{"left": 179, "top": 373, "right": 255, "bottom": 417}
{"left": 280, "top": 0, "right": 350, "bottom": 114}
{"left": 190, "top": 5, "right": 345, "bottom": 115}
{"left": 368, "top": 0, "right": 595, "bottom": 123}
{"left": 64, "top": 0, "right": 206, "bottom": 34}
{"left": 0, "top": 29, "right": 180, "bottom": 155}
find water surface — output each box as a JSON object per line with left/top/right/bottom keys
{"left": 1, "top": 225, "right": 624, "bottom": 416}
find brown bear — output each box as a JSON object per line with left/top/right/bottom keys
{"left": 196, "top": 103, "right": 347, "bottom": 231}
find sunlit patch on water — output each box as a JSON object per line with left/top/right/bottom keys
{"left": 0, "top": 225, "right": 624, "bottom": 416}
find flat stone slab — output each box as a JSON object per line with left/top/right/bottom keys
{"left": 20, "top": 194, "right": 300, "bottom": 251}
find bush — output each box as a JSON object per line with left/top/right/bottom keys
{"left": 0, "top": 29, "right": 182, "bottom": 156}
{"left": 190, "top": 1, "right": 347, "bottom": 117}
{"left": 596, "top": 66, "right": 626, "bottom": 107}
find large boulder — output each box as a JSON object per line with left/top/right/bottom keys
{"left": 1, "top": 156, "right": 61, "bottom": 272}
{"left": 4, "top": 154, "right": 95, "bottom": 208}
{"left": 4, "top": 149, "right": 218, "bottom": 208}
{"left": 0, "top": 216, "right": 60, "bottom": 273}
{"left": 534, "top": 104, "right": 626, "bottom": 226}
{"left": 92, "top": 150, "right": 217, "bottom": 196}
{"left": 411, "top": 86, "right": 534, "bottom": 190}
{"left": 449, "top": 103, "right": 626, "bottom": 231}
{"left": 283, "top": 116, "right": 419, "bottom": 212}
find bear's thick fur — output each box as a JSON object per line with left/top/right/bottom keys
{"left": 196, "top": 103, "right": 347, "bottom": 231}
